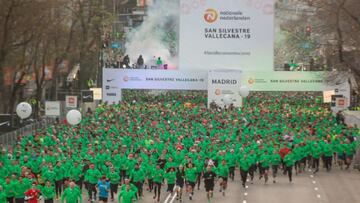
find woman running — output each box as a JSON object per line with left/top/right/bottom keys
{"left": 185, "top": 163, "right": 197, "bottom": 200}
{"left": 175, "top": 165, "right": 185, "bottom": 202}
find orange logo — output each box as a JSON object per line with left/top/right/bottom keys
{"left": 204, "top": 8, "right": 218, "bottom": 23}
{"left": 215, "top": 89, "right": 221, "bottom": 95}
{"left": 123, "top": 76, "right": 129, "bottom": 82}
{"left": 248, "top": 78, "right": 254, "bottom": 85}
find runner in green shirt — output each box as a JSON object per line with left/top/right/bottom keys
{"left": 270, "top": 150, "right": 282, "bottom": 183}
{"left": 118, "top": 185, "right": 137, "bottom": 203}
{"left": 84, "top": 163, "right": 101, "bottom": 201}
{"left": 0, "top": 185, "right": 6, "bottom": 203}
{"left": 107, "top": 167, "right": 120, "bottom": 201}
{"left": 185, "top": 163, "right": 197, "bottom": 200}
{"left": 129, "top": 163, "right": 145, "bottom": 198}
{"left": 152, "top": 164, "right": 164, "bottom": 202}
{"left": 259, "top": 150, "right": 270, "bottom": 184}
{"left": 217, "top": 159, "right": 229, "bottom": 196}
{"left": 61, "top": 182, "right": 82, "bottom": 203}
{"left": 164, "top": 167, "right": 176, "bottom": 196}
{"left": 41, "top": 181, "right": 55, "bottom": 203}
{"left": 13, "top": 176, "right": 29, "bottom": 203}
{"left": 284, "top": 153, "right": 295, "bottom": 182}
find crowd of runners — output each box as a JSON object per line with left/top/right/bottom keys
{"left": 0, "top": 92, "right": 358, "bottom": 203}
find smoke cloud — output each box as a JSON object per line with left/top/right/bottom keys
{"left": 125, "top": 0, "right": 179, "bottom": 69}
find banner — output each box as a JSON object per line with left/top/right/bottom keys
{"left": 208, "top": 70, "right": 242, "bottom": 108}
{"left": 65, "top": 96, "right": 78, "bottom": 108}
{"left": 45, "top": 101, "right": 60, "bottom": 116}
{"left": 81, "top": 90, "right": 94, "bottom": 102}
{"left": 90, "top": 88, "right": 102, "bottom": 100}
{"left": 323, "top": 90, "right": 335, "bottom": 103}
{"left": 180, "top": 0, "right": 274, "bottom": 71}
{"left": 103, "top": 69, "right": 208, "bottom": 103}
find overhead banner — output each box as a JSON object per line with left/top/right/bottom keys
{"left": 208, "top": 70, "right": 242, "bottom": 108}
{"left": 45, "top": 101, "right": 60, "bottom": 116}
{"left": 180, "top": 0, "right": 274, "bottom": 71}
{"left": 103, "top": 69, "right": 208, "bottom": 103}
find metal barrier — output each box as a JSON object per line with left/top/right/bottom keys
{"left": 0, "top": 117, "right": 57, "bottom": 146}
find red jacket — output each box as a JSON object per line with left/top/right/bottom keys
{"left": 279, "top": 147, "right": 290, "bottom": 159}
{"left": 25, "top": 189, "right": 40, "bottom": 203}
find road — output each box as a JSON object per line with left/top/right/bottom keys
{"left": 56, "top": 167, "right": 360, "bottom": 203}
{"left": 143, "top": 168, "right": 360, "bottom": 203}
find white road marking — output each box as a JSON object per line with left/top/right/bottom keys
{"left": 314, "top": 187, "right": 318, "bottom": 191}
{"left": 312, "top": 181, "right": 316, "bottom": 184}
{"left": 244, "top": 192, "right": 248, "bottom": 196}
{"left": 317, "top": 194, "right": 321, "bottom": 198}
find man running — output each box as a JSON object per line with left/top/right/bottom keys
{"left": 96, "top": 176, "right": 110, "bottom": 203}
{"left": 203, "top": 165, "right": 216, "bottom": 203}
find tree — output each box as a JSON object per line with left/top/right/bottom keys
{"left": 277, "top": 0, "right": 360, "bottom": 90}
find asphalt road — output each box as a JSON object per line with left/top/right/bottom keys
{"left": 55, "top": 167, "right": 360, "bottom": 203}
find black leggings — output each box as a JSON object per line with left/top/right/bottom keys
{"left": 272, "top": 165, "right": 278, "bottom": 178}
{"left": 229, "top": 166, "right": 235, "bottom": 180}
{"left": 88, "top": 183, "right": 97, "bottom": 199}
{"left": 15, "top": 198, "right": 24, "bottom": 203}
{"left": 154, "top": 182, "right": 162, "bottom": 198}
{"left": 55, "top": 180, "right": 63, "bottom": 196}
{"left": 120, "top": 170, "right": 126, "bottom": 183}
{"left": 7, "top": 197, "right": 14, "bottom": 203}
{"left": 45, "top": 199, "right": 54, "bottom": 203}
{"left": 249, "top": 164, "right": 256, "bottom": 180}
{"left": 134, "top": 182, "right": 143, "bottom": 197}
{"left": 196, "top": 173, "right": 201, "bottom": 189}
{"left": 240, "top": 169, "right": 248, "bottom": 185}
{"left": 324, "top": 156, "right": 332, "bottom": 170}
{"left": 148, "top": 179, "right": 154, "bottom": 191}
{"left": 285, "top": 166, "right": 293, "bottom": 182}
{"left": 110, "top": 183, "right": 118, "bottom": 199}
{"left": 313, "top": 158, "right": 320, "bottom": 171}
{"left": 75, "top": 179, "right": 83, "bottom": 191}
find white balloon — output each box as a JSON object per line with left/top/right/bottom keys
{"left": 223, "top": 94, "right": 233, "bottom": 105}
{"left": 66, "top": 110, "right": 82, "bottom": 125}
{"left": 239, "top": 86, "right": 250, "bottom": 98}
{"left": 16, "top": 102, "right": 32, "bottom": 119}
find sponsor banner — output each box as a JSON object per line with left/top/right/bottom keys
{"left": 323, "top": 90, "right": 335, "bottom": 103}
{"left": 81, "top": 90, "right": 94, "bottom": 102}
{"left": 90, "top": 88, "right": 102, "bottom": 100}
{"left": 103, "top": 69, "right": 208, "bottom": 103}
{"left": 180, "top": 0, "right": 274, "bottom": 71}
{"left": 45, "top": 101, "right": 61, "bottom": 116}
{"left": 208, "top": 70, "right": 242, "bottom": 108}
{"left": 65, "top": 96, "right": 78, "bottom": 108}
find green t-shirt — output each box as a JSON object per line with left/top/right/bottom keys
{"left": 41, "top": 185, "right": 55, "bottom": 200}
{"left": 259, "top": 154, "right": 270, "bottom": 168}
{"left": 217, "top": 164, "right": 229, "bottom": 177}
{"left": 239, "top": 158, "right": 250, "bottom": 171}
{"left": 271, "top": 154, "right": 282, "bottom": 166}
{"left": 13, "top": 181, "right": 29, "bottom": 198}
{"left": 61, "top": 186, "right": 82, "bottom": 203}
{"left": 153, "top": 169, "right": 164, "bottom": 184}
{"left": 185, "top": 167, "right": 197, "bottom": 182}
{"left": 107, "top": 172, "right": 120, "bottom": 184}
{"left": 284, "top": 153, "right": 295, "bottom": 167}
{"left": 85, "top": 169, "right": 102, "bottom": 184}
{"left": 164, "top": 171, "right": 176, "bottom": 184}
{"left": 118, "top": 190, "right": 137, "bottom": 203}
